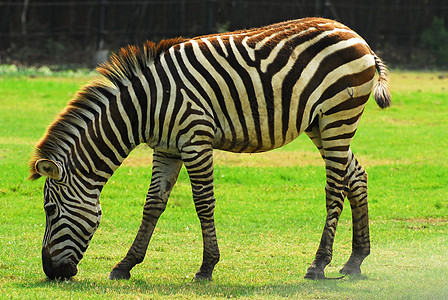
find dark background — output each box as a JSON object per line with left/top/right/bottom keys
{"left": 1, "top": 0, "right": 447, "bottom": 68}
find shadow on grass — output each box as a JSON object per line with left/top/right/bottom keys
{"left": 18, "top": 274, "right": 370, "bottom": 298}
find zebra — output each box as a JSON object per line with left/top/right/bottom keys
{"left": 29, "top": 17, "right": 391, "bottom": 281}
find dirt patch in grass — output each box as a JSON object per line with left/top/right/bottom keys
{"left": 390, "top": 71, "right": 448, "bottom": 94}
{"left": 393, "top": 217, "right": 448, "bottom": 224}
{"left": 213, "top": 150, "right": 323, "bottom": 167}
{"left": 384, "top": 118, "right": 419, "bottom": 126}
{"left": 213, "top": 151, "right": 397, "bottom": 167}
{"left": 122, "top": 145, "right": 398, "bottom": 168}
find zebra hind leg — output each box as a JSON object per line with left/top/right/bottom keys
{"left": 304, "top": 122, "right": 350, "bottom": 280}
{"left": 109, "top": 152, "right": 183, "bottom": 280}
{"left": 339, "top": 151, "right": 370, "bottom": 276}
{"left": 304, "top": 170, "right": 348, "bottom": 279}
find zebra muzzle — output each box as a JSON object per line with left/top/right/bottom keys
{"left": 42, "top": 247, "right": 78, "bottom": 280}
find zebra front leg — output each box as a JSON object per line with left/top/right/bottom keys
{"left": 181, "top": 146, "right": 220, "bottom": 281}
{"left": 109, "top": 152, "right": 183, "bottom": 280}
{"left": 340, "top": 152, "right": 370, "bottom": 276}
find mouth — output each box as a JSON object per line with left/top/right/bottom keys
{"left": 45, "top": 260, "right": 78, "bottom": 281}
{"left": 42, "top": 247, "right": 78, "bottom": 280}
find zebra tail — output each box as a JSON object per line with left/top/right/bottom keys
{"left": 372, "top": 52, "right": 392, "bottom": 108}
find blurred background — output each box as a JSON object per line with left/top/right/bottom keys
{"left": 0, "top": 0, "right": 447, "bottom": 69}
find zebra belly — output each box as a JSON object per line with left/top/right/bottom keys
{"left": 212, "top": 121, "right": 301, "bottom": 154}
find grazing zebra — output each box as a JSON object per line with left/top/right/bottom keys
{"left": 29, "top": 17, "right": 391, "bottom": 281}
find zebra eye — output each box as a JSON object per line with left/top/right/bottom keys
{"left": 44, "top": 203, "right": 57, "bottom": 216}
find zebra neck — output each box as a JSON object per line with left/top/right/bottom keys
{"left": 64, "top": 85, "right": 147, "bottom": 183}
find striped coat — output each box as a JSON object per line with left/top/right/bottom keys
{"left": 30, "top": 17, "right": 390, "bottom": 280}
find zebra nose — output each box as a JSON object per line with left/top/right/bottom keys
{"left": 42, "top": 246, "right": 78, "bottom": 280}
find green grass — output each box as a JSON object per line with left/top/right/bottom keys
{"left": 1, "top": 70, "right": 448, "bottom": 299}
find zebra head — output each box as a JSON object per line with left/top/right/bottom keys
{"left": 35, "top": 158, "right": 102, "bottom": 280}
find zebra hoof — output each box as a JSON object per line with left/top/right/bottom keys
{"left": 304, "top": 267, "right": 325, "bottom": 280}
{"left": 194, "top": 272, "right": 212, "bottom": 281}
{"left": 109, "top": 268, "right": 131, "bottom": 280}
{"left": 340, "top": 264, "right": 361, "bottom": 275}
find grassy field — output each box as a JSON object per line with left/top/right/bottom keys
{"left": 0, "top": 67, "right": 447, "bottom": 299}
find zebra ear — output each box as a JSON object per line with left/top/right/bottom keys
{"left": 35, "top": 159, "right": 63, "bottom": 180}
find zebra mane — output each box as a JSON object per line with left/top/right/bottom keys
{"left": 98, "top": 37, "right": 186, "bottom": 86}
{"left": 29, "top": 37, "right": 186, "bottom": 180}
